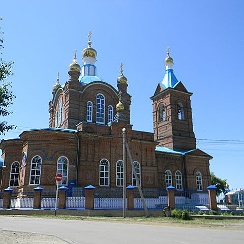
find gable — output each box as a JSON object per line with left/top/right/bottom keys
{"left": 184, "top": 148, "right": 213, "bottom": 159}
{"left": 153, "top": 83, "right": 164, "bottom": 97}
{"left": 173, "top": 81, "right": 189, "bottom": 93}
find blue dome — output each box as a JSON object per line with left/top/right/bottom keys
{"left": 80, "top": 75, "right": 101, "bottom": 85}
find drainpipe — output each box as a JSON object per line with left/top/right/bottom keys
{"left": 182, "top": 154, "right": 188, "bottom": 190}
{"left": 76, "top": 131, "right": 80, "bottom": 186}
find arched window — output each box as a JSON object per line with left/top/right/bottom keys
{"left": 99, "top": 159, "right": 109, "bottom": 186}
{"left": 175, "top": 170, "right": 183, "bottom": 190}
{"left": 9, "top": 161, "right": 20, "bottom": 187}
{"left": 196, "top": 171, "right": 203, "bottom": 191}
{"left": 96, "top": 93, "right": 105, "bottom": 124}
{"left": 86, "top": 101, "right": 93, "bottom": 122}
{"left": 177, "top": 103, "right": 184, "bottom": 120}
{"left": 159, "top": 104, "right": 166, "bottom": 121}
{"left": 132, "top": 161, "right": 141, "bottom": 187}
{"left": 116, "top": 160, "right": 123, "bottom": 187}
{"left": 55, "top": 111, "right": 58, "bottom": 127}
{"left": 57, "top": 156, "right": 69, "bottom": 186}
{"left": 56, "top": 98, "right": 64, "bottom": 127}
{"left": 165, "top": 170, "right": 172, "bottom": 187}
{"left": 108, "top": 105, "right": 114, "bottom": 123}
{"left": 29, "top": 155, "right": 42, "bottom": 185}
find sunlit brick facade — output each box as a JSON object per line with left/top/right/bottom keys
{"left": 0, "top": 39, "right": 212, "bottom": 195}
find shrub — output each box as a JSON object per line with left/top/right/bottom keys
{"left": 171, "top": 209, "right": 191, "bottom": 220}
{"left": 198, "top": 210, "right": 204, "bottom": 215}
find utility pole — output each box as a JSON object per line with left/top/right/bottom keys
{"left": 125, "top": 142, "right": 149, "bottom": 217}
{"left": 122, "top": 128, "right": 126, "bottom": 218}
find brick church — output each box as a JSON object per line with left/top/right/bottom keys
{"left": 0, "top": 35, "right": 212, "bottom": 195}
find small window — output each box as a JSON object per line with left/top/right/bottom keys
{"left": 96, "top": 94, "right": 105, "bottom": 124}
{"left": 9, "top": 161, "right": 20, "bottom": 187}
{"left": 132, "top": 161, "right": 141, "bottom": 187}
{"left": 196, "top": 171, "right": 203, "bottom": 191}
{"left": 165, "top": 170, "right": 172, "bottom": 187}
{"left": 57, "top": 156, "right": 69, "bottom": 186}
{"left": 159, "top": 104, "right": 166, "bottom": 121}
{"left": 99, "top": 159, "right": 109, "bottom": 186}
{"left": 55, "top": 98, "right": 64, "bottom": 127}
{"left": 29, "top": 155, "right": 42, "bottom": 185}
{"left": 175, "top": 170, "right": 183, "bottom": 190}
{"left": 86, "top": 101, "right": 93, "bottom": 122}
{"left": 116, "top": 160, "right": 124, "bottom": 187}
{"left": 177, "top": 103, "right": 184, "bottom": 120}
{"left": 108, "top": 105, "right": 114, "bottom": 123}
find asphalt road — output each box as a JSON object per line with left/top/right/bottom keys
{"left": 0, "top": 216, "right": 243, "bottom": 244}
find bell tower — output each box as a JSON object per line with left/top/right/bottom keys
{"left": 151, "top": 49, "right": 196, "bottom": 151}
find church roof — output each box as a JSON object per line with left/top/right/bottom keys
{"left": 156, "top": 146, "right": 185, "bottom": 155}
{"left": 161, "top": 68, "right": 179, "bottom": 89}
{"left": 80, "top": 75, "right": 101, "bottom": 85}
{"left": 155, "top": 146, "right": 212, "bottom": 158}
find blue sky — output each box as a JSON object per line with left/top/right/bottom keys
{"left": 1, "top": 0, "right": 244, "bottom": 190}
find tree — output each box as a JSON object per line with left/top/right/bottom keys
{"left": 0, "top": 18, "right": 15, "bottom": 135}
{"left": 210, "top": 172, "right": 228, "bottom": 196}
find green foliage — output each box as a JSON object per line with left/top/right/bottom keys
{"left": 210, "top": 172, "right": 228, "bottom": 196}
{"left": 209, "top": 210, "right": 219, "bottom": 215}
{"left": 198, "top": 210, "right": 204, "bottom": 215}
{"left": 171, "top": 209, "right": 192, "bottom": 220}
{"left": 0, "top": 18, "right": 15, "bottom": 134}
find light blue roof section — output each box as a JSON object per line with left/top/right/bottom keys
{"left": 80, "top": 75, "right": 101, "bottom": 85}
{"left": 155, "top": 146, "right": 196, "bottom": 155}
{"left": 29, "top": 128, "right": 77, "bottom": 133}
{"left": 161, "top": 69, "right": 179, "bottom": 89}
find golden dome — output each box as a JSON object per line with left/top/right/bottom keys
{"left": 53, "top": 73, "right": 61, "bottom": 92}
{"left": 117, "top": 63, "right": 127, "bottom": 84}
{"left": 69, "top": 51, "right": 81, "bottom": 72}
{"left": 82, "top": 45, "right": 97, "bottom": 59}
{"left": 116, "top": 101, "right": 124, "bottom": 112}
{"left": 82, "top": 32, "right": 97, "bottom": 59}
{"left": 164, "top": 51, "right": 174, "bottom": 64}
{"left": 116, "top": 91, "right": 124, "bottom": 112}
{"left": 117, "top": 74, "right": 127, "bottom": 84}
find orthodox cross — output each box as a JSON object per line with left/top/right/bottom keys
{"left": 120, "top": 63, "right": 124, "bottom": 75}
{"left": 167, "top": 46, "right": 171, "bottom": 55}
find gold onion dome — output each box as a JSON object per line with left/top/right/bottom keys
{"left": 116, "top": 100, "right": 124, "bottom": 112}
{"left": 69, "top": 51, "right": 81, "bottom": 72}
{"left": 82, "top": 32, "right": 97, "bottom": 59}
{"left": 164, "top": 48, "right": 174, "bottom": 64}
{"left": 53, "top": 73, "right": 61, "bottom": 92}
{"left": 117, "top": 63, "right": 127, "bottom": 84}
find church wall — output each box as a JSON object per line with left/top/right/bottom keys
{"left": 185, "top": 155, "right": 211, "bottom": 191}
{"left": 0, "top": 140, "right": 23, "bottom": 190}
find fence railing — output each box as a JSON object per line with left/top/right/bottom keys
{"left": 95, "top": 197, "right": 123, "bottom": 209}
{"left": 11, "top": 198, "right": 34, "bottom": 209}
{"left": 66, "top": 197, "right": 85, "bottom": 209}
{"left": 4, "top": 188, "right": 244, "bottom": 213}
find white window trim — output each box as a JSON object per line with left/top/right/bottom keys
{"left": 86, "top": 101, "right": 93, "bottom": 122}
{"left": 29, "top": 155, "right": 42, "bottom": 185}
{"left": 57, "top": 156, "right": 69, "bottom": 186}
{"left": 96, "top": 93, "right": 105, "bottom": 124}
{"left": 116, "top": 160, "right": 124, "bottom": 187}
{"left": 175, "top": 170, "right": 183, "bottom": 190}
{"left": 108, "top": 105, "right": 114, "bottom": 123}
{"left": 9, "top": 161, "right": 20, "bottom": 187}
{"left": 132, "top": 161, "right": 141, "bottom": 187}
{"left": 196, "top": 171, "right": 203, "bottom": 191}
{"left": 165, "top": 170, "right": 172, "bottom": 188}
{"left": 99, "top": 159, "right": 110, "bottom": 186}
